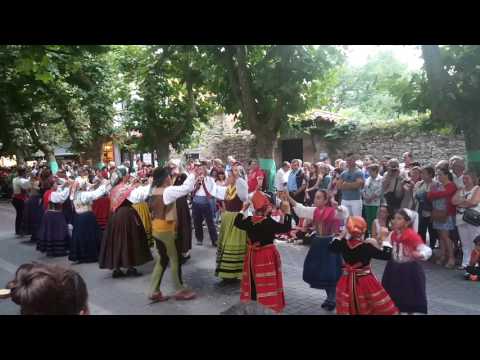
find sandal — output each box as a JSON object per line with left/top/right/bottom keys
{"left": 174, "top": 289, "right": 197, "bottom": 301}
{"left": 149, "top": 292, "right": 170, "bottom": 303}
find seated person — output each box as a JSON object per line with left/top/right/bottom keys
{"left": 465, "top": 236, "right": 480, "bottom": 281}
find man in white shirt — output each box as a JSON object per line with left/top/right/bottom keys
{"left": 191, "top": 164, "right": 221, "bottom": 246}
{"left": 399, "top": 151, "right": 414, "bottom": 172}
{"left": 450, "top": 156, "right": 465, "bottom": 190}
{"left": 275, "top": 161, "right": 291, "bottom": 192}
{"left": 225, "top": 156, "right": 235, "bottom": 177}
{"left": 11, "top": 167, "right": 31, "bottom": 235}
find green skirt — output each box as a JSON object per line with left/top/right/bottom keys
{"left": 215, "top": 211, "right": 248, "bottom": 279}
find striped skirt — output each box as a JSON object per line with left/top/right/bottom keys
{"left": 240, "top": 243, "right": 285, "bottom": 313}
{"left": 215, "top": 211, "right": 248, "bottom": 280}
{"left": 37, "top": 210, "right": 70, "bottom": 257}
{"left": 336, "top": 266, "right": 399, "bottom": 315}
{"left": 132, "top": 202, "right": 153, "bottom": 248}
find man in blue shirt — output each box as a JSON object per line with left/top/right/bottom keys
{"left": 337, "top": 152, "right": 365, "bottom": 217}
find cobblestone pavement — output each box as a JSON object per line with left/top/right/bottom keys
{"left": 0, "top": 201, "right": 479, "bottom": 315}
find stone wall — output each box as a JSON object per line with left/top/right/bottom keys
{"left": 335, "top": 132, "right": 466, "bottom": 166}
{"left": 180, "top": 114, "right": 256, "bottom": 165}
{"left": 182, "top": 115, "right": 466, "bottom": 167}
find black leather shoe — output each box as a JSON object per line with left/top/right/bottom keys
{"left": 196, "top": 241, "right": 203, "bottom": 246}
{"left": 112, "top": 269, "right": 126, "bottom": 278}
{"left": 126, "top": 268, "right": 142, "bottom": 277}
{"left": 324, "top": 303, "right": 336, "bottom": 312}
{"left": 180, "top": 255, "right": 191, "bottom": 265}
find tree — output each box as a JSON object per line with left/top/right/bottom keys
{"left": 119, "top": 45, "right": 216, "bottom": 165}
{"left": 327, "top": 50, "right": 416, "bottom": 122}
{"left": 420, "top": 45, "right": 480, "bottom": 174}
{"left": 0, "top": 45, "right": 116, "bottom": 170}
{"left": 203, "top": 45, "right": 344, "bottom": 189}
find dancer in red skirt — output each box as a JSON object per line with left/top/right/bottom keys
{"left": 329, "top": 216, "right": 399, "bottom": 315}
{"left": 233, "top": 190, "right": 292, "bottom": 313}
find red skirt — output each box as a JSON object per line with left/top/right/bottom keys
{"left": 336, "top": 266, "right": 399, "bottom": 315}
{"left": 240, "top": 243, "right": 285, "bottom": 313}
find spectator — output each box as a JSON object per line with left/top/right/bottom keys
{"left": 379, "top": 156, "right": 392, "bottom": 176}
{"left": 400, "top": 151, "right": 414, "bottom": 172}
{"left": 428, "top": 167, "right": 457, "bottom": 269}
{"left": 464, "top": 236, "right": 480, "bottom": 280}
{"left": 305, "top": 162, "right": 318, "bottom": 206}
{"left": 362, "top": 155, "right": 376, "bottom": 179}
{"left": 382, "top": 159, "right": 406, "bottom": 219}
{"left": 371, "top": 205, "right": 390, "bottom": 241}
{"left": 275, "top": 161, "right": 290, "bottom": 192}
{"left": 247, "top": 159, "right": 267, "bottom": 193}
{"left": 452, "top": 169, "right": 480, "bottom": 271}
{"left": 362, "top": 163, "right": 383, "bottom": 236}
{"left": 303, "top": 162, "right": 311, "bottom": 182}
{"left": 287, "top": 159, "right": 307, "bottom": 223}
{"left": 401, "top": 166, "right": 422, "bottom": 210}
{"left": 337, "top": 153, "right": 364, "bottom": 217}
{"left": 414, "top": 165, "right": 438, "bottom": 249}
{"left": 450, "top": 156, "right": 465, "bottom": 190}
{"left": 306, "top": 163, "right": 331, "bottom": 206}
{"left": 225, "top": 156, "right": 235, "bottom": 177}
{"left": 213, "top": 158, "right": 224, "bottom": 172}
{"left": 5, "top": 262, "right": 89, "bottom": 315}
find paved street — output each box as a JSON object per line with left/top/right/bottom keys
{"left": 1, "top": 201, "right": 480, "bottom": 315}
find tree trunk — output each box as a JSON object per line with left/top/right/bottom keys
{"left": 461, "top": 112, "right": 480, "bottom": 177}
{"left": 15, "top": 149, "right": 25, "bottom": 166}
{"left": 155, "top": 138, "right": 170, "bottom": 167}
{"left": 254, "top": 129, "right": 277, "bottom": 159}
{"left": 421, "top": 45, "right": 456, "bottom": 122}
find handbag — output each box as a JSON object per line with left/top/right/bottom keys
{"left": 463, "top": 208, "right": 480, "bottom": 227}
{"left": 431, "top": 209, "right": 448, "bottom": 223}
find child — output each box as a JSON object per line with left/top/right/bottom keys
{"left": 233, "top": 190, "right": 292, "bottom": 313}
{"left": 371, "top": 205, "right": 391, "bottom": 246}
{"left": 287, "top": 190, "right": 348, "bottom": 312}
{"left": 329, "top": 216, "right": 399, "bottom": 315}
{"left": 381, "top": 208, "right": 432, "bottom": 314}
{"left": 465, "top": 235, "right": 480, "bottom": 281}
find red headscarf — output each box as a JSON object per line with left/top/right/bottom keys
{"left": 251, "top": 191, "right": 270, "bottom": 211}
{"left": 346, "top": 216, "right": 367, "bottom": 239}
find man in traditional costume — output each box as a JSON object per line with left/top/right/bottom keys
{"left": 329, "top": 216, "right": 399, "bottom": 315}
{"left": 233, "top": 190, "right": 292, "bottom": 313}
{"left": 148, "top": 167, "right": 203, "bottom": 302}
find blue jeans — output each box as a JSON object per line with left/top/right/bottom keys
{"left": 192, "top": 196, "right": 218, "bottom": 244}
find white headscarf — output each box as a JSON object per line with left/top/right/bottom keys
{"left": 403, "top": 208, "right": 419, "bottom": 233}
